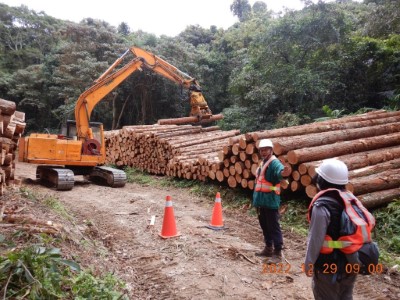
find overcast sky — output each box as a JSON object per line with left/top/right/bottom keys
{"left": 1, "top": 0, "right": 346, "bottom": 36}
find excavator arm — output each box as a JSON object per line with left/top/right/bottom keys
{"left": 75, "top": 46, "right": 213, "bottom": 140}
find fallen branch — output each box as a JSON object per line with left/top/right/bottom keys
{"left": 3, "top": 214, "right": 63, "bottom": 232}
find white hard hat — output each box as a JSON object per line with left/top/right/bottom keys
{"left": 316, "top": 159, "right": 349, "bottom": 185}
{"left": 258, "top": 139, "right": 273, "bottom": 148}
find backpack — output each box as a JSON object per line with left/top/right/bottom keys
{"left": 309, "top": 188, "right": 379, "bottom": 275}
{"left": 340, "top": 203, "right": 380, "bottom": 275}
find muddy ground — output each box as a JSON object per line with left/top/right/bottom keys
{"left": 8, "top": 162, "right": 400, "bottom": 299}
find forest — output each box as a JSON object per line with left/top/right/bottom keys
{"left": 0, "top": 0, "right": 399, "bottom": 134}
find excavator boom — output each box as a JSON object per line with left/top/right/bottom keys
{"left": 75, "top": 46, "right": 218, "bottom": 140}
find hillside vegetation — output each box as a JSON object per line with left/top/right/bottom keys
{"left": 0, "top": 0, "right": 399, "bottom": 133}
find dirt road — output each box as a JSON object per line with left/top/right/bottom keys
{"left": 15, "top": 162, "right": 400, "bottom": 299}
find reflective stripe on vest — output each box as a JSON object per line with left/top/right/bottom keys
{"left": 255, "top": 155, "right": 281, "bottom": 195}
{"left": 308, "top": 188, "right": 375, "bottom": 255}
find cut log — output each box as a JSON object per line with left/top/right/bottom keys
{"left": 247, "top": 180, "right": 255, "bottom": 190}
{"left": 157, "top": 114, "right": 223, "bottom": 125}
{"left": 170, "top": 130, "right": 240, "bottom": 149}
{"left": 346, "top": 169, "right": 400, "bottom": 195}
{"left": 227, "top": 175, "right": 237, "bottom": 188}
{"left": 234, "top": 161, "right": 245, "bottom": 175}
{"left": 251, "top": 163, "right": 258, "bottom": 177}
{"left": 251, "top": 110, "right": 400, "bottom": 141}
{"left": 300, "top": 175, "right": 312, "bottom": 187}
{"left": 251, "top": 153, "right": 260, "bottom": 163}
{"left": 273, "top": 122, "right": 400, "bottom": 155}
{"left": 306, "top": 184, "right": 318, "bottom": 198}
{"left": 0, "top": 114, "right": 13, "bottom": 130}
{"left": 14, "top": 111, "right": 26, "bottom": 122}
{"left": 303, "top": 146, "right": 400, "bottom": 177}
{"left": 216, "top": 170, "right": 224, "bottom": 182}
{"left": 0, "top": 98, "right": 16, "bottom": 115}
{"left": 291, "top": 181, "right": 301, "bottom": 192}
{"left": 232, "top": 143, "right": 240, "bottom": 155}
{"left": 348, "top": 158, "right": 400, "bottom": 178}
{"left": 292, "top": 170, "right": 301, "bottom": 181}
{"left": 241, "top": 178, "right": 248, "bottom": 189}
{"left": 358, "top": 188, "right": 400, "bottom": 209}
{"left": 287, "top": 132, "right": 400, "bottom": 165}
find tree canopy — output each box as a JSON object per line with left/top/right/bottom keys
{"left": 0, "top": 0, "right": 399, "bottom": 133}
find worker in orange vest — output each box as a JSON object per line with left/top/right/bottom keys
{"left": 253, "top": 139, "right": 290, "bottom": 262}
{"left": 304, "top": 159, "right": 375, "bottom": 299}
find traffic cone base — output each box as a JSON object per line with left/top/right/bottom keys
{"left": 159, "top": 196, "right": 180, "bottom": 239}
{"left": 207, "top": 192, "right": 226, "bottom": 231}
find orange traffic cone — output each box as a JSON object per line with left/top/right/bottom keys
{"left": 159, "top": 195, "right": 180, "bottom": 238}
{"left": 206, "top": 192, "right": 225, "bottom": 230}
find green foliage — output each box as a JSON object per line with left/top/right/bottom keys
{"left": 384, "top": 92, "right": 400, "bottom": 111}
{"left": 0, "top": 246, "right": 79, "bottom": 299}
{"left": 274, "top": 112, "right": 302, "bottom": 128}
{"left": 71, "top": 271, "right": 127, "bottom": 299}
{"left": 124, "top": 167, "right": 157, "bottom": 185}
{"left": 218, "top": 105, "right": 257, "bottom": 132}
{"left": 314, "top": 105, "right": 346, "bottom": 121}
{"left": 230, "top": 0, "right": 252, "bottom": 22}
{"left": 19, "top": 187, "right": 73, "bottom": 221}
{"left": 280, "top": 198, "right": 310, "bottom": 236}
{"left": 373, "top": 200, "right": 400, "bottom": 255}
{"left": 19, "top": 186, "right": 38, "bottom": 202}
{"left": 42, "top": 196, "right": 72, "bottom": 221}
{"left": 0, "top": 245, "right": 127, "bottom": 299}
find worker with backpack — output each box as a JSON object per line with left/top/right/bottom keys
{"left": 304, "top": 159, "right": 379, "bottom": 300}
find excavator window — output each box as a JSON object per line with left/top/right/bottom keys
{"left": 64, "top": 120, "right": 102, "bottom": 144}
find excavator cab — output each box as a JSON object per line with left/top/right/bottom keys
{"left": 63, "top": 120, "right": 102, "bottom": 144}
{"left": 188, "top": 84, "right": 212, "bottom": 120}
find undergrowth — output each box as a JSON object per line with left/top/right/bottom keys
{"left": 373, "top": 200, "right": 400, "bottom": 265}
{"left": 0, "top": 187, "right": 128, "bottom": 299}
{"left": 0, "top": 244, "right": 127, "bottom": 299}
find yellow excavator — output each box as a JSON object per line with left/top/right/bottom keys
{"left": 18, "top": 46, "right": 220, "bottom": 190}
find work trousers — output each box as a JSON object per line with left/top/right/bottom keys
{"left": 312, "top": 272, "right": 357, "bottom": 300}
{"left": 257, "top": 207, "right": 282, "bottom": 251}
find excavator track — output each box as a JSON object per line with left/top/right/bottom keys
{"left": 36, "top": 166, "right": 75, "bottom": 191}
{"left": 89, "top": 166, "right": 127, "bottom": 188}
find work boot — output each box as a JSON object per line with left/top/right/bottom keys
{"left": 255, "top": 245, "right": 273, "bottom": 257}
{"left": 265, "top": 249, "right": 282, "bottom": 264}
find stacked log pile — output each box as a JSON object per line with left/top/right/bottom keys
{"left": 104, "top": 124, "right": 240, "bottom": 181}
{"left": 105, "top": 110, "right": 400, "bottom": 208}
{"left": 218, "top": 110, "right": 400, "bottom": 208}
{"left": 0, "top": 98, "right": 26, "bottom": 195}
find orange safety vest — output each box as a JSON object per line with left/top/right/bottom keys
{"left": 255, "top": 155, "right": 281, "bottom": 195}
{"left": 308, "top": 188, "right": 375, "bottom": 255}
